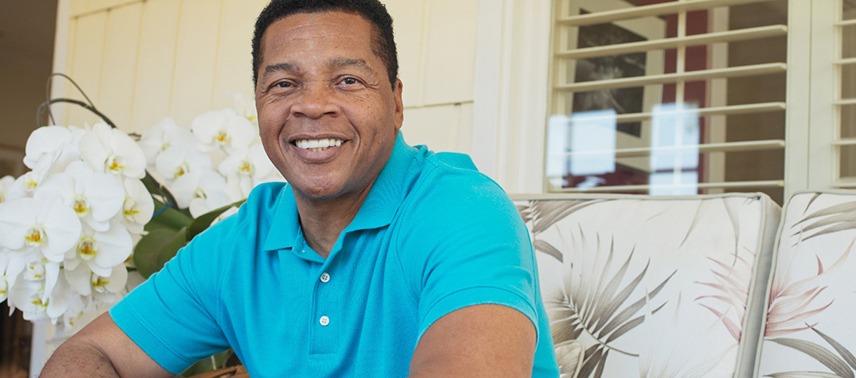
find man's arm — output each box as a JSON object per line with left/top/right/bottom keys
{"left": 409, "top": 304, "right": 536, "bottom": 377}
{"left": 41, "top": 312, "right": 171, "bottom": 378}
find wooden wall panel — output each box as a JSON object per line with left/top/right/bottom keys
{"left": 385, "top": 0, "right": 426, "bottom": 107}
{"left": 212, "top": 0, "right": 267, "bottom": 108}
{"left": 170, "top": 0, "right": 223, "bottom": 128}
{"left": 132, "top": 0, "right": 181, "bottom": 133}
{"left": 57, "top": 0, "right": 481, "bottom": 151}
{"left": 63, "top": 12, "right": 106, "bottom": 128}
{"left": 71, "top": 0, "right": 139, "bottom": 17}
{"left": 402, "top": 103, "right": 473, "bottom": 154}
{"left": 98, "top": 3, "right": 142, "bottom": 133}
{"left": 420, "top": 0, "right": 478, "bottom": 106}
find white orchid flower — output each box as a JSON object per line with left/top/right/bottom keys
{"left": 38, "top": 260, "right": 61, "bottom": 304}
{"left": 121, "top": 178, "right": 154, "bottom": 235}
{"left": 191, "top": 109, "right": 256, "bottom": 153}
{"left": 171, "top": 169, "right": 231, "bottom": 217}
{"left": 227, "top": 91, "right": 258, "bottom": 123}
{"left": 64, "top": 261, "right": 127, "bottom": 298}
{"left": 64, "top": 224, "right": 132, "bottom": 278}
{"left": 92, "top": 264, "right": 128, "bottom": 295}
{"left": 9, "top": 280, "right": 47, "bottom": 321}
{"left": 219, "top": 142, "right": 277, "bottom": 200}
{"left": 23, "top": 125, "right": 76, "bottom": 171}
{"left": 0, "top": 176, "right": 20, "bottom": 203}
{"left": 37, "top": 161, "right": 124, "bottom": 232}
{"left": 0, "top": 252, "right": 9, "bottom": 303}
{"left": 79, "top": 123, "right": 147, "bottom": 179}
{"left": 0, "top": 276, "right": 7, "bottom": 304}
{"left": 154, "top": 141, "right": 211, "bottom": 183}
{"left": 3, "top": 248, "right": 39, "bottom": 296}
{"left": 59, "top": 292, "right": 87, "bottom": 330}
{"left": 13, "top": 165, "right": 50, "bottom": 197}
{"left": 0, "top": 197, "right": 81, "bottom": 263}
{"left": 45, "top": 278, "right": 77, "bottom": 322}
{"left": 138, "top": 117, "right": 196, "bottom": 164}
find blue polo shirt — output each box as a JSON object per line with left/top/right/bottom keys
{"left": 111, "top": 133, "right": 559, "bottom": 377}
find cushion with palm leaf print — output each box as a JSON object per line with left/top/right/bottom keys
{"left": 514, "top": 193, "right": 781, "bottom": 378}
{"left": 754, "top": 190, "right": 856, "bottom": 377}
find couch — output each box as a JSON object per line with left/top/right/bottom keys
{"left": 514, "top": 190, "right": 856, "bottom": 378}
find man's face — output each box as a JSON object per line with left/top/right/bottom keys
{"left": 255, "top": 11, "right": 403, "bottom": 204}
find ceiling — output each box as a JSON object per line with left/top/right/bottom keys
{"left": 0, "top": 0, "right": 57, "bottom": 152}
{"left": 0, "top": 0, "right": 57, "bottom": 65}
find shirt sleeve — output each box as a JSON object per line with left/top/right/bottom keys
{"left": 109, "top": 216, "right": 234, "bottom": 374}
{"left": 393, "top": 162, "right": 540, "bottom": 341}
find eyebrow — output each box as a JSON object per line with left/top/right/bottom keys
{"left": 261, "top": 57, "right": 376, "bottom": 82}
{"left": 262, "top": 62, "right": 299, "bottom": 82}
{"left": 328, "top": 57, "right": 374, "bottom": 75}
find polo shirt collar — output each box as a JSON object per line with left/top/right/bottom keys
{"left": 262, "top": 132, "right": 416, "bottom": 252}
{"left": 344, "top": 132, "right": 415, "bottom": 233}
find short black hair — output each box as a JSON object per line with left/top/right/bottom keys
{"left": 252, "top": 0, "right": 398, "bottom": 89}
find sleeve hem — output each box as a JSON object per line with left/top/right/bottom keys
{"left": 419, "top": 286, "right": 540, "bottom": 344}
{"left": 109, "top": 303, "right": 196, "bottom": 374}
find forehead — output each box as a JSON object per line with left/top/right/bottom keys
{"left": 260, "top": 11, "right": 377, "bottom": 61}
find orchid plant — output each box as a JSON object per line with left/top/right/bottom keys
{"left": 0, "top": 94, "right": 282, "bottom": 333}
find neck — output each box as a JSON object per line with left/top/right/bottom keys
{"left": 295, "top": 187, "right": 372, "bottom": 259}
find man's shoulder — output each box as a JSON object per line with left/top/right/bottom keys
{"left": 415, "top": 150, "right": 507, "bottom": 203}
{"left": 398, "top": 149, "right": 521, "bottom": 234}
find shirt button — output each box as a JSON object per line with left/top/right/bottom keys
{"left": 319, "top": 316, "right": 330, "bottom": 326}
{"left": 320, "top": 272, "right": 331, "bottom": 283}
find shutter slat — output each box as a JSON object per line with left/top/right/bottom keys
{"left": 556, "top": 63, "right": 787, "bottom": 92}
{"left": 834, "top": 57, "right": 856, "bottom": 65}
{"left": 557, "top": 140, "right": 785, "bottom": 159}
{"left": 557, "top": 0, "right": 780, "bottom": 27}
{"left": 548, "top": 180, "right": 785, "bottom": 193}
{"left": 834, "top": 98, "right": 856, "bottom": 105}
{"left": 833, "top": 138, "right": 856, "bottom": 146}
{"left": 610, "top": 102, "right": 786, "bottom": 123}
{"left": 556, "top": 25, "right": 787, "bottom": 60}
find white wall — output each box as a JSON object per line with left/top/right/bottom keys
{"left": 53, "top": 0, "right": 552, "bottom": 193}
{"left": 55, "top": 0, "right": 481, "bottom": 153}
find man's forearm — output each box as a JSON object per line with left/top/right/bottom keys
{"left": 39, "top": 313, "right": 172, "bottom": 377}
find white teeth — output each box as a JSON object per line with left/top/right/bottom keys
{"left": 295, "top": 138, "right": 343, "bottom": 150}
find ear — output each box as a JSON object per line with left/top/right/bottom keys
{"left": 393, "top": 79, "right": 404, "bottom": 130}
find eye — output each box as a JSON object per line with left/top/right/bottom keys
{"left": 267, "top": 80, "right": 297, "bottom": 94}
{"left": 337, "top": 76, "right": 365, "bottom": 89}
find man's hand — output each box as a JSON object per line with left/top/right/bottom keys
{"left": 409, "top": 304, "right": 536, "bottom": 377}
{"left": 40, "top": 312, "right": 171, "bottom": 377}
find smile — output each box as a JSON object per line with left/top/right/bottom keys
{"left": 294, "top": 138, "right": 344, "bottom": 152}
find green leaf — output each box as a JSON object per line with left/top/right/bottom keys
{"left": 142, "top": 172, "right": 179, "bottom": 209}
{"left": 134, "top": 226, "right": 188, "bottom": 278}
{"left": 187, "top": 200, "right": 245, "bottom": 239}
{"left": 177, "top": 350, "right": 235, "bottom": 377}
{"left": 147, "top": 200, "right": 193, "bottom": 232}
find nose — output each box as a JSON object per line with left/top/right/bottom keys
{"left": 290, "top": 83, "right": 339, "bottom": 119}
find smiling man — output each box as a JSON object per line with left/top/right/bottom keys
{"left": 41, "top": 1, "right": 559, "bottom": 377}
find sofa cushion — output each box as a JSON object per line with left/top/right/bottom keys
{"left": 515, "top": 193, "right": 780, "bottom": 378}
{"left": 755, "top": 190, "right": 856, "bottom": 377}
